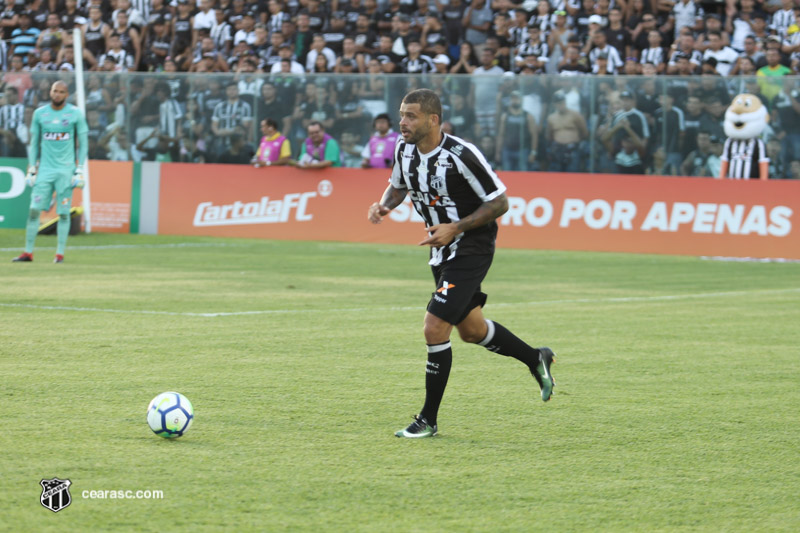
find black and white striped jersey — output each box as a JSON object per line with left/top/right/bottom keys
{"left": 720, "top": 138, "right": 768, "bottom": 179}
{"left": 390, "top": 133, "right": 507, "bottom": 266}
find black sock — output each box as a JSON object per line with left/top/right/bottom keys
{"left": 478, "top": 320, "right": 540, "bottom": 371}
{"left": 419, "top": 341, "right": 452, "bottom": 427}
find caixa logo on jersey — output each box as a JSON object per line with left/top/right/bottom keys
{"left": 40, "top": 478, "right": 72, "bottom": 513}
{"left": 43, "top": 132, "right": 71, "bottom": 141}
{"left": 193, "top": 180, "right": 332, "bottom": 227}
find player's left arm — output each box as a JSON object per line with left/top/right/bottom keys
{"left": 73, "top": 110, "right": 90, "bottom": 188}
{"left": 420, "top": 194, "right": 508, "bottom": 246}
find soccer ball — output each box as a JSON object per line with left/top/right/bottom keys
{"left": 147, "top": 392, "right": 194, "bottom": 438}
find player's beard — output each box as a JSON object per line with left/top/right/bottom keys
{"left": 403, "top": 122, "right": 429, "bottom": 145}
{"left": 51, "top": 96, "right": 66, "bottom": 107}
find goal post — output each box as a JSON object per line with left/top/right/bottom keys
{"left": 72, "top": 27, "right": 92, "bottom": 233}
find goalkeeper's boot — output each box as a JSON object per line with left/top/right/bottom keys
{"left": 54, "top": 254, "right": 64, "bottom": 264}
{"left": 12, "top": 253, "right": 33, "bottom": 262}
{"left": 531, "top": 347, "right": 556, "bottom": 402}
{"left": 395, "top": 415, "right": 437, "bottom": 438}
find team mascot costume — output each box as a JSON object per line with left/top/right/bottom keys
{"left": 718, "top": 93, "right": 769, "bottom": 180}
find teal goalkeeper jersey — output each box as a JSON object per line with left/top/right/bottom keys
{"left": 28, "top": 103, "right": 89, "bottom": 173}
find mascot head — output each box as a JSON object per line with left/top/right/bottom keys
{"left": 724, "top": 93, "right": 769, "bottom": 140}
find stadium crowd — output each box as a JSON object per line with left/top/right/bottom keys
{"left": 0, "top": 0, "right": 799, "bottom": 176}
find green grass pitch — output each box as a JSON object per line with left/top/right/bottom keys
{"left": 1, "top": 229, "right": 799, "bottom": 532}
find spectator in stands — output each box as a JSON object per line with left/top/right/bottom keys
{"left": 100, "top": 32, "right": 136, "bottom": 71}
{"left": 680, "top": 131, "right": 716, "bottom": 177}
{"left": 546, "top": 90, "right": 588, "bottom": 172}
{"left": 729, "top": 36, "right": 764, "bottom": 75}
{"left": 211, "top": 82, "right": 254, "bottom": 157}
{"left": 305, "top": 33, "right": 336, "bottom": 72}
{"left": 588, "top": 24, "right": 624, "bottom": 73}
{"left": 0, "top": 86, "right": 26, "bottom": 157}
{"left": 37, "top": 13, "right": 65, "bottom": 54}
{"left": 495, "top": 90, "right": 538, "bottom": 171}
{"left": 135, "top": 128, "right": 178, "bottom": 161}
{"left": 253, "top": 118, "right": 292, "bottom": 166}
{"left": 757, "top": 47, "right": 792, "bottom": 101}
{"left": 514, "top": 26, "right": 549, "bottom": 73}
{"left": 217, "top": 126, "right": 254, "bottom": 164}
{"left": 444, "top": 91, "right": 479, "bottom": 142}
{"left": 399, "top": 40, "right": 435, "bottom": 73}
{"left": 114, "top": 10, "right": 142, "bottom": 70}
{"left": 666, "top": 0, "right": 704, "bottom": 41}
{"left": 171, "top": 0, "right": 193, "bottom": 58}
{"left": 450, "top": 41, "right": 478, "bottom": 74}
{"left": 296, "top": 120, "right": 342, "bottom": 168}
{"left": 144, "top": 17, "right": 171, "bottom": 71}
{"left": 703, "top": 31, "right": 738, "bottom": 76}
{"left": 666, "top": 29, "right": 702, "bottom": 74}
{"left": 85, "top": 76, "right": 113, "bottom": 126}
{"left": 361, "top": 113, "right": 399, "bottom": 169}
{"left": 695, "top": 14, "right": 731, "bottom": 53}
{"left": 471, "top": 47, "right": 505, "bottom": 135}
{"left": 462, "top": 0, "right": 493, "bottom": 54}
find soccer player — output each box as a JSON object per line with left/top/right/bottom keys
{"left": 12, "top": 81, "right": 88, "bottom": 264}
{"left": 367, "top": 89, "right": 556, "bottom": 439}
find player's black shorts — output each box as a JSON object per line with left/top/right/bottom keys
{"left": 427, "top": 254, "right": 493, "bottom": 325}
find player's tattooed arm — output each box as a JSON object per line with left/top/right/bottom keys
{"left": 420, "top": 194, "right": 508, "bottom": 247}
{"left": 455, "top": 194, "right": 509, "bottom": 233}
{"left": 368, "top": 185, "right": 407, "bottom": 224}
{"left": 380, "top": 185, "right": 408, "bottom": 210}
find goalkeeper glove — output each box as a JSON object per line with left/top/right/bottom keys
{"left": 71, "top": 167, "right": 85, "bottom": 189}
{"left": 25, "top": 166, "right": 36, "bottom": 187}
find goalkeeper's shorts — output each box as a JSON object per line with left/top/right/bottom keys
{"left": 30, "top": 171, "right": 73, "bottom": 215}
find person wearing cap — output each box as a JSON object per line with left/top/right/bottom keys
{"left": 431, "top": 52, "right": 451, "bottom": 73}
{"left": 495, "top": 90, "right": 539, "bottom": 171}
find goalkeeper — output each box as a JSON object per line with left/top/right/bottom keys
{"left": 12, "top": 81, "right": 88, "bottom": 264}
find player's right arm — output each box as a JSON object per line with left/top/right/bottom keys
{"left": 368, "top": 184, "right": 407, "bottom": 224}
{"left": 25, "top": 108, "right": 41, "bottom": 185}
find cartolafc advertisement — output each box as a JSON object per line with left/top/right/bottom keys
{"left": 156, "top": 166, "right": 800, "bottom": 260}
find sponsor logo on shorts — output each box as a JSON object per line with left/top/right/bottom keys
{"left": 437, "top": 282, "right": 455, "bottom": 295}
{"left": 433, "top": 294, "right": 447, "bottom": 303}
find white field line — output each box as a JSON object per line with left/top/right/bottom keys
{"left": 0, "top": 243, "right": 238, "bottom": 252}
{"left": 1, "top": 288, "right": 798, "bottom": 318}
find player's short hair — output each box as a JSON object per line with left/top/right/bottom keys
{"left": 308, "top": 120, "right": 324, "bottom": 131}
{"left": 264, "top": 118, "right": 279, "bottom": 130}
{"left": 402, "top": 89, "right": 442, "bottom": 123}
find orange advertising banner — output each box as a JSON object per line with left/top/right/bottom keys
{"left": 158, "top": 164, "right": 800, "bottom": 259}
{"left": 39, "top": 160, "right": 133, "bottom": 233}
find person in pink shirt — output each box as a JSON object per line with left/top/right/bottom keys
{"left": 252, "top": 118, "right": 292, "bottom": 167}
{"left": 360, "top": 113, "right": 400, "bottom": 168}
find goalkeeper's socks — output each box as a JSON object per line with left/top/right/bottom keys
{"left": 419, "top": 342, "right": 452, "bottom": 427}
{"left": 478, "top": 320, "right": 540, "bottom": 371}
{"left": 56, "top": 213, "right": 69, "bottom": 255}
{"left": 24, "top": 208, "right": 40, "bottom": 253}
